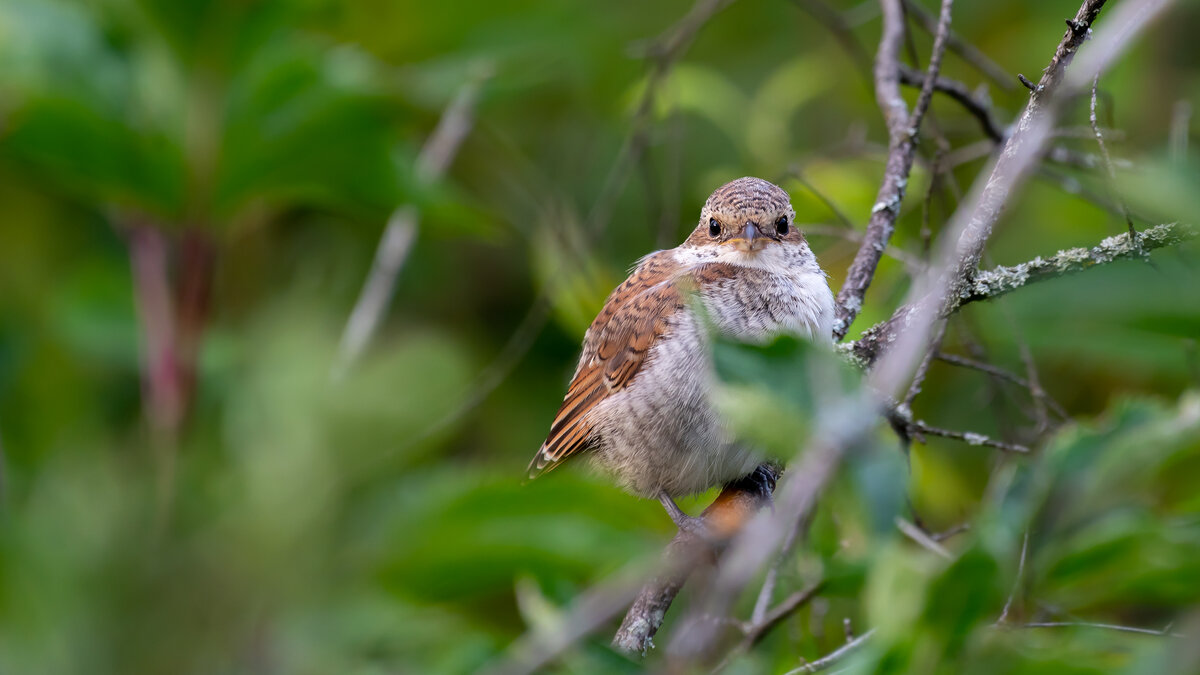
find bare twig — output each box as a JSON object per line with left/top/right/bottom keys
{"left": 901, "top": 318, "right": 947, "bottom": 412}
{"left": 727, "top": 579, "right": 826, "bottom": 665}
{"left": 935, "top": 352, "right": 1069, "bottom": 419}
{"left": 593, "top": 0, "right": 737, "bottom": 235}
{"left": 787, "top": 168, "right": 857, "bottom": 230}
{"left": 898, "top": 65, "right": 1004, "bottom": 142}
{"left": 930, "top": 522, "right": 970, "bottom": 542}
{"left": 786, "top": 0, "right": 874, "bottom": 86}
{"left": 902, "top": 0, "right": 1012, "bottom": 90}
{"left": 997, "top": 531, "right": 1029, "bottom": 624}
{"left": 895, "top": 516, "right": 952, "bottom": 558}
{"left": 782, "top": 629, "right": 877, "bottom": 674}
{"left": 1036, "top": 165, "right": 1143, "bottom": 221}
{"left": 833, "top": 0, "right": 955, "bottom": 339}
{"left": 906, "top": 419, "right": 1030, "bottom": 453}
{"left": 1015, "top": 329, "right": 1051, "bottom": 433}
{"left": 1017, "top": 622, "right": 1186, "bottom": 638}
{"left": 1089, "top": 74, "right": 1138, "bottom": 242}
{"left": 947, "top": 0, "right": 1111, "bottom": 292}
{"left": 959, "top": 222, "right": 1191, "bottom": 305}
{"left": 335, "top": 67, "right": 491, "bottom": 377}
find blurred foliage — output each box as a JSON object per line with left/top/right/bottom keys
{"left": 0, "top": 0, "right": 1199, "bottom": 673}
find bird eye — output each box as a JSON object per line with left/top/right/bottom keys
{"left": 775, "top": 216, "right": 789, "bottom": 236}
{"left": 708, "top": 218, "right": 721, "bottom": 238}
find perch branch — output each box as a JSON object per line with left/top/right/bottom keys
{"left": 832, "top": 0, "right": 954, "bottom": 339}
{"left": 613, "top": 467, "right": 779, "bottom": 654}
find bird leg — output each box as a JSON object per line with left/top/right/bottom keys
{"left": 657, "top": 490, "right": 711, "bottom": 538}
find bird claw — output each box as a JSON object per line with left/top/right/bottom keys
{"left": 658, "top": 491, "right": 713, "bottom": 539}
{"left": 728, "top": 464, "right": 780, "bottom": 505}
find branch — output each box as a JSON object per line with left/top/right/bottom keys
{"left": 898, "top": 65, "right": 1004, "bottom": 142}
{"left": 832, "top": 0, "right": 955, "bottom": 339}
{"left": 896, "top": 517, "right": 953, "bottom": 558}
{"left": 613, "top": 466, "right": 778, "bottom": 654}
{"left": 781, "top": 629, "right": 877, "bottom": 674}
{"left": 1089, "top": 74, "right": 1137, "bottom": 241}
{"left": 906, "top": 419, "right": 1030, "bottom": 453}
{"left": 849, "top": 222, "right": 1194, "bottom": 367}
{"left": 786, "top": 0, "right": 873, "bottom": 86}
{"left": 334, "top": 66, "right": 491, "bottom": 377}
{"left": 961, "top": 222, "right": 1193, "bottom": 305}
{"left": 396, "top": 0, "right": 733, "bottom": 448}
{"left": 1017, "top": 621, "right": 1186, "bottom": 638}
{"left": 935, "top": 352, "right": 1070, "bottom": 419}
{"left": 902, "top": 0, "right": 1012, "bottom": 90}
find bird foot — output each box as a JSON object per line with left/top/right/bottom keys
{"left": 658, "top": 491, "right": 712, "bottom": 539}
{"left": 733, "top": 464, "right": 779, "bottom": 506}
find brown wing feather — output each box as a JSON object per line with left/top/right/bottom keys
{"left": 529, "top": 251, "right": 685, "bottom": 476}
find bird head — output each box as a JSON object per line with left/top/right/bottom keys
{"left": 684, "top": 177, "right": 803, "bottom": 255}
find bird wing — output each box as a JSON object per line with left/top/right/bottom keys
{"left": 529, "top": 250, "right": 686, "bottom": 476}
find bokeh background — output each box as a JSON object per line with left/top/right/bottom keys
{"left": 1, "top": 0, "right": 1199, "bottom": 673}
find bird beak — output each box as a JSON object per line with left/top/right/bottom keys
{"left": 731, "top": 222, "right": 764, "bottom": 252}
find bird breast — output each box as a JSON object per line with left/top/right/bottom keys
{"left": 675, "top": 243, "right": 836, "bottom": 344}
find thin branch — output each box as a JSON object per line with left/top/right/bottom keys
{"left": 787, "top": 168, "right": 858, "bottom": 230}
{"left": 1089, "top": 74, "right": 1137, "bottom": 241}
{"left": 947, "top": 0, "right": 1110, "bottom": 290}
{"left": 1017, "top": 622, "right": 1186, "bottom": 638}
{"left": 895, "top": 517, "right": 952, "bottom": 558}
{"left": 902, "top": 0, "right": 1013, "bottom": 90}
{"left": 935, "top": 352, "right": 1070, "bottom": 419}
{"left": 898, "top": 65, "right": 1004, "bottom": 142}
{"left": 592, "top": 0, "right": 738, "bottom": 234}
{"left": 786, "top": 0, "right": 874, "bottom": 86}
{"left": 334, "top": 67, "right": 491, "bottom": 377}
{"left": 906, "top": 419, "right": 1030, "bottom": 453}
{"left": 737, "top": 580, "right": 826, "bottom": 655}
{"left": 997, "top": 531, "right": 1029, "bottom": 624}
{"left": 1036, "top": 165, "right": 1143, "bottom": 222}
{"left": 901, "top": 318, "right": 947, "bottom": 411}
{"left": 832, "top": 0, "right": 954, "bottom": 339}
{"left": 930, "top": 522, "right": 970, "bottom": 542}
{"left": 782, "top": 629, "right": 877, "bottom": 674}
{"left": 1014, "top": 324, "right": 1051, "bottom": 433}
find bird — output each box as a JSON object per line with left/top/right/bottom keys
{"left": 528, "top": 176, "right": 836, "bottom": 533}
